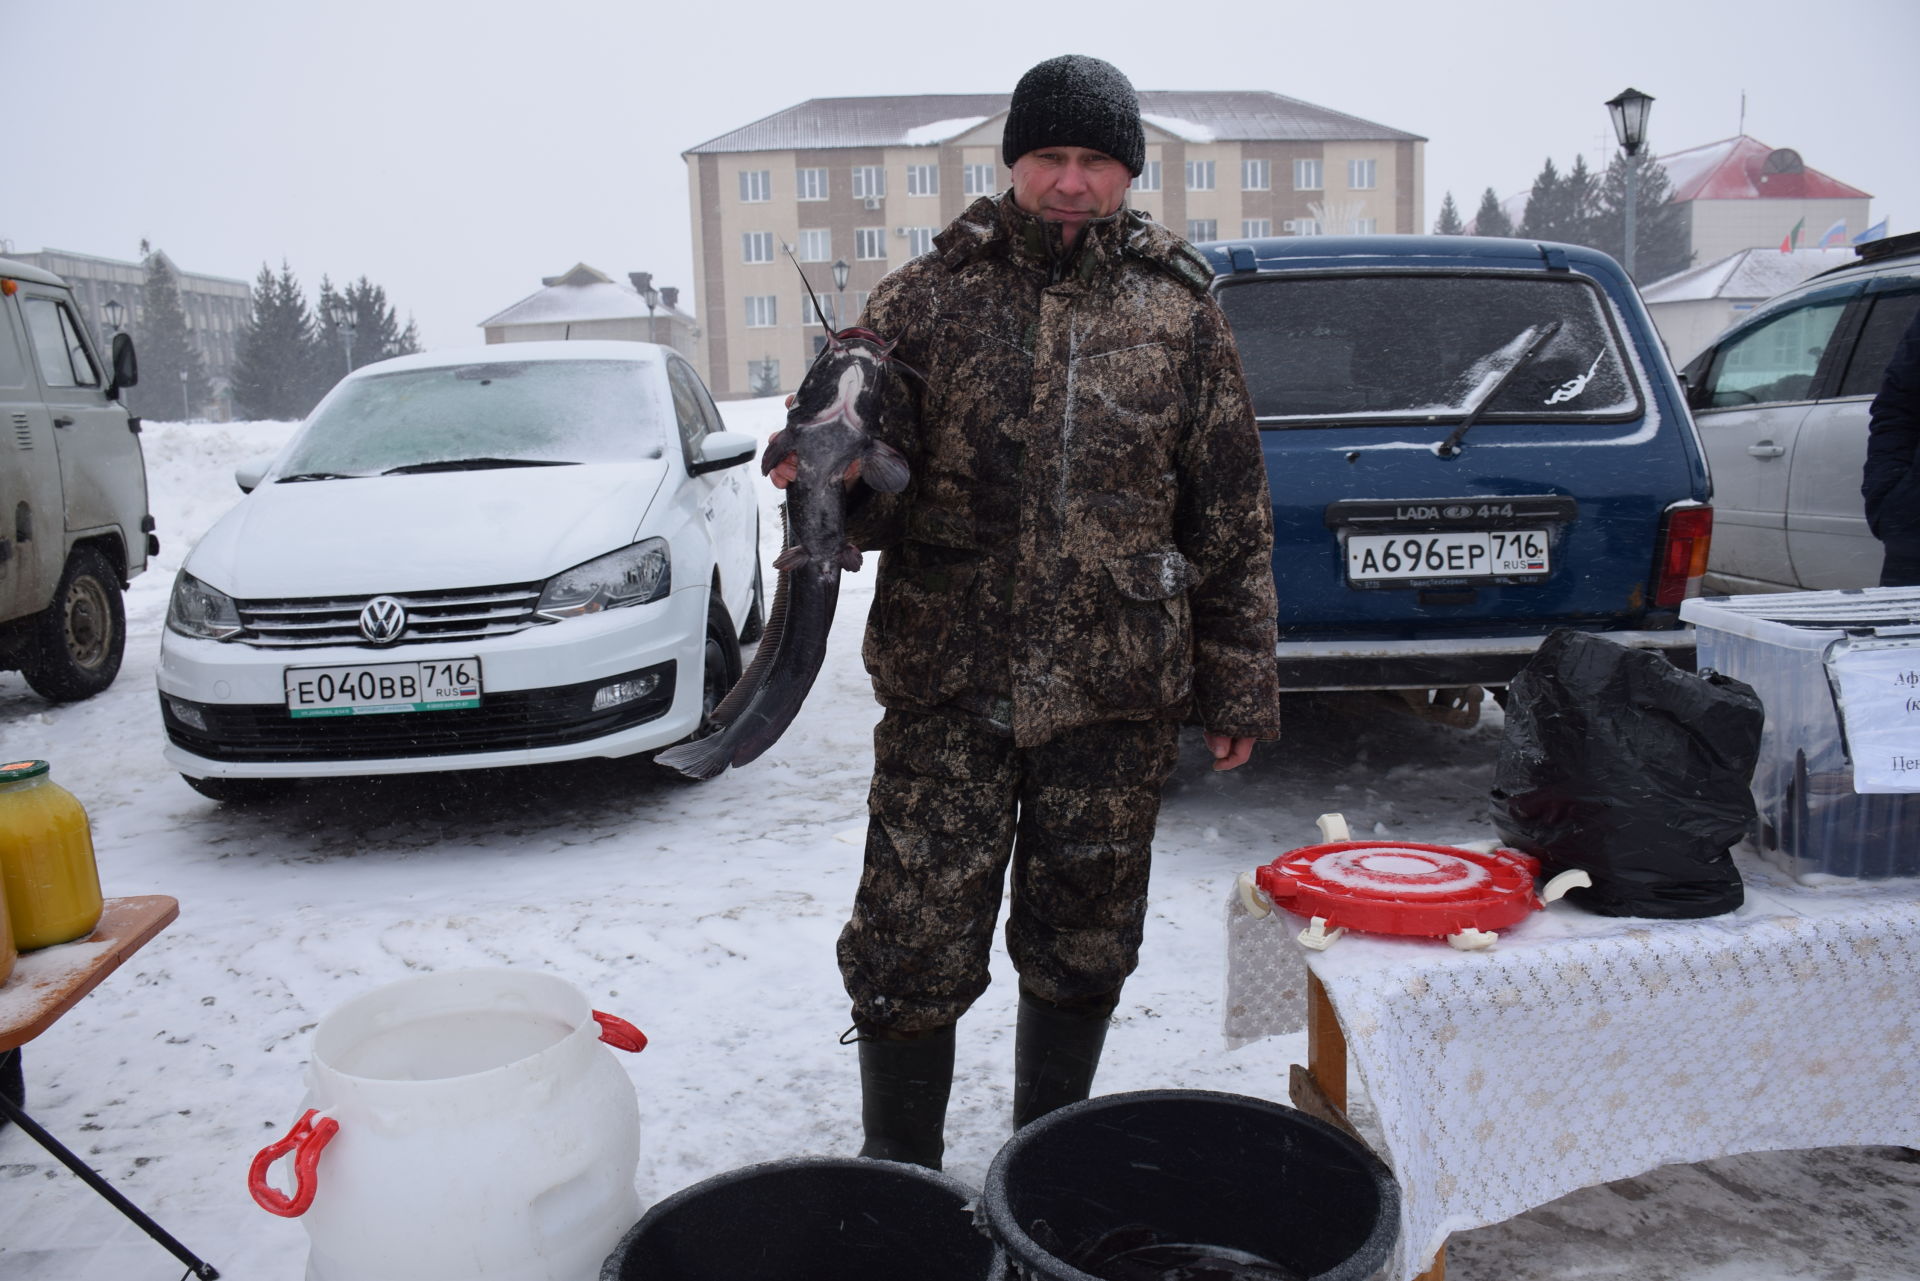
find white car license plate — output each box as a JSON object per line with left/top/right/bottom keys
{"left": 285, "top": 659, "right": 482, "bottom": 718}
{"left": 1347, "top": 530, "right": 1551, "bottom": 582}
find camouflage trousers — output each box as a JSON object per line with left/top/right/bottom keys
{"left": 838, "top": 708, "right": 1182, "bottom": 1033}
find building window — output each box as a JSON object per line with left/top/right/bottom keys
{"left": 1349, "top": 158, "right": 1377, "bottom": 190}
{"left": 1185, "top": 160, "right": 1215, "bottom": 191}
{"left": 906, "top": 164, "right": 938, "bottom": 196}
{"left": 1243, "top": 219, "right": 1272, "bottom": 238}
{"left": 797, "top": 229, "right": 831, "bottom": 262}
{"left": 1186, "top": 219, "right": 1218, "bottom": 242}
{"left": 964, "top": 163, "right": 997, "bottom": 195}
{"left": 1288, "top": 218, "right": 1322, "bottom": 236}
{"left": 797, "top": 167, "right": 829, "bottom": 201}
{"left": 742, "top": 232, "right": 774, "bottom": 264}
{"left": 802, "top": 293, "right": 839, "bottom": 327}
{"left": 1242, "top": 159, "right": 1270, "bottom": 191}
{"left": 852, "top": 166, "right": 886, "bottom": 200}
{"left": 1131, "top": 161, "right": 1161, "bottom": 192}
{"left": 744, "top": 295, "right": 778, "bottom": 327}
{"left": 904, "top": 227, "right": 935, "bottom": 256}
{"left": 739, "top": 170, "right": 771, "bottom": 202}
{"left": 1350, "top": 217, "right": 1378, "bottom": 235}
{"left": 747, "top": 359, "right": 780, "bottom": 394}
{"left": 855, "top": 227, "right": 887, "bottom": 260}
{"left": 1294, "top": 158, "right": 1323, "bottom": 190}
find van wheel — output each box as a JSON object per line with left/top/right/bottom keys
{"left": 181, "top": 775, "right": 292, "bottom": 805}
{"left": 22, "top": 546, "right": 125, "bottom": 702}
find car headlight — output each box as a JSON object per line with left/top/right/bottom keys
{"left": 167, "top": 571, "right": 243, "bottom": 640}
{"left": 536, "top": 539, "right": 671, "bottom": 620}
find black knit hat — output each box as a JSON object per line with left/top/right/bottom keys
{"left": 1002, "top": 54, "right": 1145, "bottom": 177}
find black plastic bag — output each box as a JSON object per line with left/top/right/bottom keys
{"left": 1489, "top": 628, "right": 1764, "bottom": 918}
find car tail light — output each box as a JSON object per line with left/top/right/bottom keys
{"left": 1652, "top": 504, "right": 1713, "bottom": 607}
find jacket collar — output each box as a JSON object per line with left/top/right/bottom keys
{"left": 937, "top": 192, "right": 1128, "bottom": 287}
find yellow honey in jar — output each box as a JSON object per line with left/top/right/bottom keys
{"left": 0, "top": 761, "right": 103, "bottom": 950}
{"left": 0, "top": 872, "right": 14, "bottom": 985}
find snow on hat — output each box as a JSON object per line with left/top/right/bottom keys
{"left": 1002, "top": 54, "right": 1145, "bottom": 177}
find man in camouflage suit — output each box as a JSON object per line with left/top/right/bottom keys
{"left": 781, "top": 54, "right": 1280, "bottom": 1169}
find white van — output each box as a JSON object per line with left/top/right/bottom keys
{"left": 0, "top": 257, "right": 153, "bottom": 700}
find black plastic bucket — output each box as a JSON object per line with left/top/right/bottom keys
{"left": 601, "top": 1155, "right": 1008, "bottom": 1280}
{"left": 983, "top": 1090, "right": 1398, "bottom": 1281}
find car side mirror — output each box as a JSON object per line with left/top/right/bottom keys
{"left": 688, "top": 430, "right": 756, "bottom": 476}
{"left": 235, "top": 458, "right": 272, "bottom": 493}
{"left": 106, "top": 332, "right": 139, "bottom": 399}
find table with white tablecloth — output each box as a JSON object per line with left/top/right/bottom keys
{"left": 1224, "top": 855, "right": 1920, "bottom": 1281}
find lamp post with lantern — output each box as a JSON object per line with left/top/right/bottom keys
{"left": 640, "top": 280, "right": 660, "bottom": 345}
{"left": 831, "top": 258, "right": 850, "bottom": 330}
{"left": 325, "top": 296, "right": 355, "bottom": 377}
{"left": 1606, "top": 87, "right": 1655, "bottom": 280}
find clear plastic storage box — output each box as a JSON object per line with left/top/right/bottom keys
{"left": 1680, "top": 588, "right": 1920, "bottom": 880}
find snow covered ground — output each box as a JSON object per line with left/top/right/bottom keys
{"left": 0, "top": 402, "right": 1914, "bottom": 1280}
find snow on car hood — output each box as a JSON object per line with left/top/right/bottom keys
{"left": 185, "top": 461, "right": 670, "bottom": 598}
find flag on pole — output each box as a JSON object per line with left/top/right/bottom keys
{"left": 1780, "top": 217, "right": 1806, "bottom": 253}
{"left": 1817, "top": 219, "right": 1848, "bottom": 247}
{"left": 1853, "top": 218, "right": 1889, "bottom": 245}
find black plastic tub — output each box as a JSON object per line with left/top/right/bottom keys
{"left": 983, "top": 1090, "right": 1398, "bottom": 1281}
{"left": 601, "top": 1155, "right": 1008, "bottom": 1280}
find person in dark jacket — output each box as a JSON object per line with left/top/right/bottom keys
{"left": 772, "top": 55, "right": 1280, "bottom": 1170}
{"left": 1864, "top": 309, "right": 1920, "bottom": 586}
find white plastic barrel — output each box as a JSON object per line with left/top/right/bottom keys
{"left": 250, "top": 968, "right": 646, "bottom": 1281}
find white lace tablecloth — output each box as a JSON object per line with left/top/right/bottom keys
{"left": 1224, "top": 856, "right": 1920, "bottom": 1281}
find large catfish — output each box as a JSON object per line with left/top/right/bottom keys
{"left": 655, "top": 326, "right": 911, "bottom": 779}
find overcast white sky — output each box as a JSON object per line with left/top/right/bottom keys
{"left": 6, "top": 0, "right": 1916, "bottom": 350}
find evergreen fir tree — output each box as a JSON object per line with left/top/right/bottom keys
{"left": 395, "top": 315, "right": 422, "bottom": 357}
{"left": 135, "top": 248, "right": 210, "bottom": 421}
{"left": 1592, "top": 151, "right": 1692, "bottom": 285}
{"left": 1434, "top": 192, "right": 1464, "bottom": 236}
{"left": 308, "top": 276, "right": 352, "bottom": 408}
{"left": 1519, "top": 158, "right": 1566, "bottom": 241}
{"left": 1472, "top": 187, "right": 1514, "bottom": 237}
{"left": 232, "top": 260, "right": 317, "bottom": 421}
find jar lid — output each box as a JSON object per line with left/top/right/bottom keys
{"left": 0, "top": 760, "right": 51, "bottom": 782}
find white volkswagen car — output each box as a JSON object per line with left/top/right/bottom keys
{"left": 158, "top": 342, "right": 763, "bottom": 802}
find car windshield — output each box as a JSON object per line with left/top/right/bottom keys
{"left": 1219, "top": 273, "right": 1640, "bottom": 424}
{"left": 276, "top": 359, "right": 668, "bottom": 478}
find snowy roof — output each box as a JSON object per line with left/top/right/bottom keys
{"left": 1656, "top": 135, "right": 1870, "bottom": 203}
{"left": 684, "top": 90, "right": 1422, "bottom": 154}
{"left": 480, "top": 264, "right": 692, "bottom": 329}
{"left": 1639, "top": 245, "right": 1858, "bottom": 304}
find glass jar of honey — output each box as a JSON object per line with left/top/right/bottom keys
{"left": 0, "top": 873, "right": 14, "bottom": 985}
{"left": 0, "top": 761, "right": 103, "bottom": 950}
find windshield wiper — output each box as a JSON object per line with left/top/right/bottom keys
{"left": 1435, "top": 320, "right": 1563, "bottom": 459}
{"left": 379, "top": 458, "right": 577, "bottom": 476}
{"left": 275, "top": 471, "right": 362, "bottom": 483}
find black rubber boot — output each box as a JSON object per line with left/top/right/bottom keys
{"left": 857, "top": 1023, "right": 955, "bottom": 1170}
{"left": 1012, "top": 987, "right": 1118, "bottom": 1130}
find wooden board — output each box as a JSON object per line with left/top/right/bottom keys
{"left": 0, "top": 896, "right": 179, "bottom": 1051}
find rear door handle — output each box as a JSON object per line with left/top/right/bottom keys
{"left": 1746, "top": 442, "right": 1786, "bottom": 459}
{"left": 53, "top": 415, "right": 75, "bottom": 428}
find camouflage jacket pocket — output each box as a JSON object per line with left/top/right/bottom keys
{"left": 1089, "top": 548, "right": 1194, "bottom": 712}
{"left": 864, "top": 541, "right": 983, "bottom": 707}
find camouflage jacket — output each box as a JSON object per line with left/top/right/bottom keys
{"left": 849, "top": 193, "right": 1280, "bottom": 747}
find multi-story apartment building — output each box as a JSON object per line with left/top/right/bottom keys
{"left": 8, "top": 247, "right": 250, "bottom": 418}
{"left": 685, "top": 91, "right": 1424, "bottom": 398}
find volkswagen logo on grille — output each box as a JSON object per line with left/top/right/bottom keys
{"left": 359, "top": 596, "right": 408, "bottom": 645}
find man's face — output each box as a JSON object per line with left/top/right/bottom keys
{"left": 1009, "top": 146, "right": 1132, "bottom": 249}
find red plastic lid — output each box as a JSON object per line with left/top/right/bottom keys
{"left": 1255, "top": 840, "right": 1544, "bottom": 939}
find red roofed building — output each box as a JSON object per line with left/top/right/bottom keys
{"left": 1659, "top": 135, "right": 1871, "bottom": 264}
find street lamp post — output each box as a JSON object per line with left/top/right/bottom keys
{"left": 178, "top": 369, "right": 189, "bottom": 421}
{"left": 325, "top": 297, "right": 355, "bottom": 376}
{"left": 831, "top": 258, "right": 850, "bottom": 330}
{"left": 102, "top": 298, "right": 125, "bottom": 336}
{"left": 1606, "top": 87, "right": 1655, "bottom": 281}
{"left": 641, "top": 282, "right": 659, "bottom": 345}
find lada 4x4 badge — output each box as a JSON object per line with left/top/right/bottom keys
{"left": 359, "top": 597, "right": 407, "bottom": 644}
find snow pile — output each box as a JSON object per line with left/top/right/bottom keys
{"left": 901, "top": 115, "right": 990, "bottom": 145}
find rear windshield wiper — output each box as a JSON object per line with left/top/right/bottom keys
{"left": 275, "top": 471, "right": 362, "bottom": 483}
{"left": 1436, "top": 320, "right": 1563, "bottom": 459}
{"left": 379, "top": 457, "right": 577, "bottom": 475}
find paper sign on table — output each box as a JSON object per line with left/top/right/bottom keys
{"left": 1828, "top": 641, "right": 1920, "bottom": 793}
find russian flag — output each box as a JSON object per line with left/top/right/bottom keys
{"left": 1817, "top": 219, "right": 1848, "bottom": 247}
{"left": 1854, "top": 218, "right": 1890, "bottom": 245}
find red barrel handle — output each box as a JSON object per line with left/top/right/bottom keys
{"left": 593, "top": 1010, "right": 648, "bottom": 1053}
{"left": 248, "top": 1108, "right": 340, "bottom": 1217}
